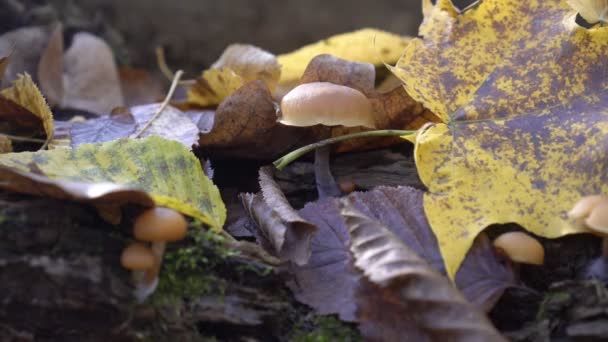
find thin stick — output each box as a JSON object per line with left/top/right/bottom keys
{"left": 1, "top": 134, "right": 46, "bottom": 143}
{"left": 273, "top": 129, "right": 416, "bottom": 170}
{"left": 155, "top": 47, "right": 196, "bottom": 86}
{"left": 133, "top": 70, "right": 183, "bottom": 138}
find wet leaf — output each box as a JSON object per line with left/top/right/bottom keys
{"left": 277, "top": 28, "right": 410, "bottom": 90}
{"left": 0, "top": 136, "right": 225, "bottom": 230}
{"left": 288, "top": 187, "right": 513, "bottom": 319}
{"left": 62, "top": 32, "right": 124, "bottom": 114}
{"left": 341, "top": 199, "right": 506, "bottom": 341}
{"left": 0, "top": 73, "right": 54, "bottom": 145}
{"left": 187, "top": 44, "right": 279, "bottom": 107}
{"left": 393, "top": 0, "right": 608, "bottom": 278}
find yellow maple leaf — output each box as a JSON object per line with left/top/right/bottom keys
{"left": 392, "top": 0, "right": 608, "bottom": 278}
{"left": 1, "top": 73, "right": 54, "bottom": 146}
{"left": 278, "top": 28, "right": 410, "bottom": 90}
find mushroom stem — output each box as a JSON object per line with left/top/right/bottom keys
{"left": 314, "top": 146, "right": 341, "bottom": 198}
{"left": 148, "top": 241, "right": 167, "bottom": 280}
{"left": 273, "top": 129, "right": 416, "bottom": 170}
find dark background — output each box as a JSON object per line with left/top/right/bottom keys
{"left": 0, "top": 0, "right": 422, "bottom": 72}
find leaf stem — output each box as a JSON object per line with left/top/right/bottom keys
{"left": 0, "top": 134, "right": 46, "bottom": 143}
{"left": 273, "top": 129, "right": 416, "bottom": 170}
{"left": 134, "top": 69, "right": 184, "bottom": 138}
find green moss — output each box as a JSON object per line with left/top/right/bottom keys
{"left": 292, "top": 316, "right": 361, "bottom": 342}
{"left": 150, "top": 223, "right": 235, "bottom": 305}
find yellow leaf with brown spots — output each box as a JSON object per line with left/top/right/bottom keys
{"left": 393, "top": 0, "right": 608, "bottom": 278}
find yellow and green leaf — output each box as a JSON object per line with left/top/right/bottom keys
{"left": 394, "top": 0, "right": 608, "bottom": 278}
{"left": 0, "top": 136, "right": 226, "bottom": 230}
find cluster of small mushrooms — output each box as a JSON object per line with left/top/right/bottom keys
{"left": 120, "top": 207, "right": 188, "bottom": 301}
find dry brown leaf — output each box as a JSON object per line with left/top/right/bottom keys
{"left": 0, "top": 25, "right": 51, "bottom": 87}
{"left": 296, "top": 54, "right": 439, "bottom": 151}
{"left": 62, "top": 32, "right": 124, "bottom": 114}
{"left": 37, "top": 24, "right": 64, "bottom": 107}
{"left": 341, "top": 199, "right": 506, "bottom": 341}
{"left": 0, "top": 135, "right": 12, "bottom": 153}
{"left": 0, "top": 54, "right": 8, "bottom": 81}
{"left": 119, "top": 68, "right": 165, "bottom": 107}
{"left": 197, "top": 80, "right": 312, "bottom": 158}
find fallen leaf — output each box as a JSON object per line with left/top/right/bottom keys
{"left": 187, "top": 44, "right": 279, "bottom": 107}
{"left": 37, "top": 24, "right": 64, "bottom": 107}
{"left": 241, "top": 166, "right": 317, "bottom": 265}
{"left": 0, "top": 164, "right": 155, "bottom": 207}
{"left": 69, "top": 113, "right": 136, "bottom": 146}
{"left": 0, "top": 136, "right": 225, "bottom": 230}
{"left": 69, "top": 103, "right": 199, "bottom": 149}
{"left": 119, "top": 68, "right": 164, "bottom": 107}
{"left": 392, "top": 0, "right": 608, "bottom": 279}
{"left": 198, "top": 80, "right": 312, "bottom": 158}
{"left": 341, "top": 199, "right": 506, "bottom": 341}
{"left": 0, "top": 25, "right": 51, "bottom": 87}
{"left": 186, "top": 68, "right": 244, "bottom": 108}
{"left": 62, "top": 32, "right": 124, "bottom": 114}
{"left": 277, "top": 28, "right": 410, "bottom": 91}
{"left": 210, "top": 44, "right": 281, "bottom": 92}
{"left": 1, "top": 73, "right": 54, "bottom": 146}
{"left": 0, "top": 135, "right": 12, "bottom": 153}
{"left": 288, "top": 187, "right": 514, "bottom": 319}
{"left": 0, "top": 54, "right": 8, "bottom": 80}
{"left": 296, "top": 54, "right": 439, "bottom": 152}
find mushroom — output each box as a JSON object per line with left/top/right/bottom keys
{"left": 567, "top": 0, "right": 608, "bottom": 25}
{"left": 279, "top": 82, "right": 375, "bottom": 198}
{"left": 493, "top": 231, "right": 545, "bottom": 266}
{"left": 132, "top": 207, "right": 188, "bottom": 297}
{"left": 120, "top": 242, "right": 158, "bottom": 301}
{"left": 568, "top": 195, "right": 608, "bottom": 282}
{"left": 279, "top": 82, "right": 375, "bottom": 129}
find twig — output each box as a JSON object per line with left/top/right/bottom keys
{"left": 273, "top": 129, "right": 416, "bottom": 170}
{"left": 155, "top": 47, "right": 195, "bottom": 86}
{"left": 1, "top": 134, "right": 46, "bottom": 143}
{"left": 133, "top": 70, "right": 184, "bottom": 138}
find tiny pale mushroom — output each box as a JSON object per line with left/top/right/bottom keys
{"left": 569, "top": 195, "right": 608, "bottom": 282}
{"left": 493, "top": 231, "right": 545, "bottom": 266}
{"left": 132, "top": 207, "right": 188, "bottom": 300}
{"left": 278, "top": 82, "right": 376, "bottom": 197}
{"left": 120, "top": 242, "right": 158, "bottom": 301}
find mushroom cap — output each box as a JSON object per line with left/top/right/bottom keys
{"left": 121, "top": 242, "right": 156, "bottom": 270}
{"left": 133, "top": 207, "right": 188, "bottom": 242}
{"left": 279, "top": 82, "right": 375, "bottom": 128}
{"left": 568, "top": 195, "right": 607, "bottom": 220}
{"left": 585, "top": 200, "right": 608, "bottom": 235}
{"left": 493, "top": 231, "right": 544, "bottom": 265}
